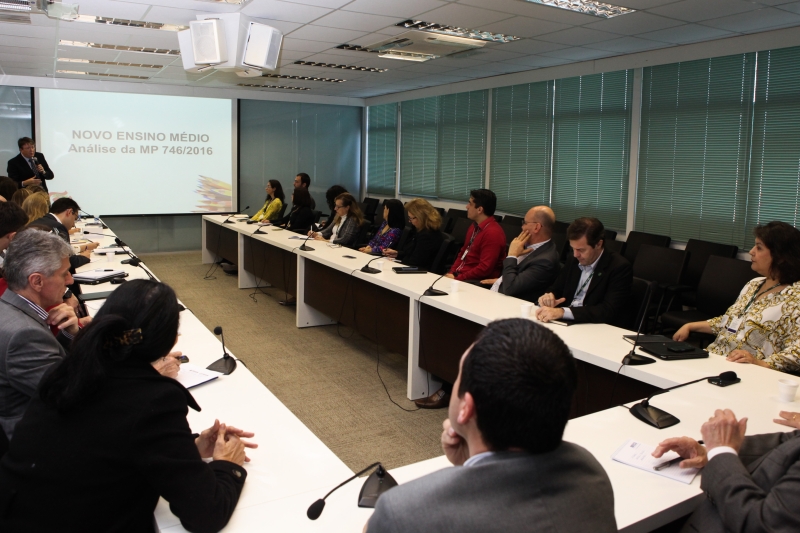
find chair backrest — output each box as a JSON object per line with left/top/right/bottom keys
{"left": 396, "top": 225, "right": 412, "bottom": 251}
{"left": 431, "top": 233, "right": 456, "bottom": 275}
{"left": 605, "top": 229, "right": 618, "bottom": 242}
{"left": 632, "top": 244, "right": 688, "bottom": 286}
{"left": 696, "top": 256, "right": 759, "bottom": 317}
{"left": 434, "top": 207, "right": 446, "bottom": 218}
{"left": 605, "top": 239, "right": 625, "bottom": 255}
{"left": 623, "top": 231, "right": 671, "bottom": 265}
{"left": 631, "top": 278, "right": 658, "bottom": 334}
{"left": 499, "top": 223, "right": 519, "bottom": 246}
{"left": 682, "top": 239, "right": 739, "bottom": 289}
{"left": 278, "top": 202, "right": 288, "bottom": 220}
{"left": 493, "top": 215, "right": 503, "bottom": 224}
{"left": 449, "top": 217, "right": 473, "bottom": 246}
{"left": 554, "top": 220, "right": 570, "bottom": 234}
{"left": 362, "top": 197, "right": 380, "bottom": 218}
{"left": 552, "top": 232, "right": 568, "bottom": 264}
{"left": 351, "top": 220, "right": 372, "bottom": 249}
{"left": 442, "top": 216, "right": 456, "bottom": 234}
{"left": 502, "top": 215, "right": 524, "bottom": 227}
{"left": 313, "top": 210, "right": 322, "bottom": 223}
{"left": 446, "top": 208, "right": 468, "bottom": 219}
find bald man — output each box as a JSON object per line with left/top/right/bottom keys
{"left": 482, "top": 206, "right": 560, "bottom": 302}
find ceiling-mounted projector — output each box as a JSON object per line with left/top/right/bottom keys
{"left": 178, "top": 13, "right": 283, "bottom": 75}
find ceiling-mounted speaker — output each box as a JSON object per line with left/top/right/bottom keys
{"left": 177, "top": 29, "right": 215, "bottom": 73}
{"left": 189, "top": 19, "right": 227, "bottom": 65}
{"left": 243, "top": 22, "right": 283, "bottom": 71}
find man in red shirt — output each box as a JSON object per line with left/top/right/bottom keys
{"left": 445, "top": 189, "right": 506, "bottom": 282}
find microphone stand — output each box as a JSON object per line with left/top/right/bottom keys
{"left": 222, "top": 205, "right": 250, "bottom": 224}
{"left": 622, "top": 280, "right": 657, "bottom": 366}
{"left": 207, "top": 326, "right": 237, "bottom": 375}
{"left": 423, "top": 273, "right": 447, "bottom": 297}
{"left": 629, "top": 371, "right": 740, "bottom": 429}
{"left": 307, "top": 462, "right": 397, "bottom": 520}
{"left": 360, "top": 255, "right": 382, "bottom": 274}
{"left": 115, "top": 238, "right": 155, "bottom": 281}
{"left": 298, "top": 231, "right": 315, "bottom": 252}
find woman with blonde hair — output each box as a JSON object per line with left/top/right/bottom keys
{"left": 11, "top": 188, "right": 31, "bottom": 207}
{"left": 22, "top": 192, "right": 50, "bottom": 224}
{"left": 309, "top": 192, "right": 364, "bottom": 248}
{"left": 383, "top": 198, "right": 444, "bottom": 270}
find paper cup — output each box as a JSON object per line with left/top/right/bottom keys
{"left": 778, "top": 379, "right": 799, "bottom": 402}
{"left": 106, "top": 252, "right": 115, "bottom": 262}
{"left": 450, "top": 279, "right": 460, "bottom": 293}
{"left": 521, "top": 303, "right": 533, "bottom": 318}
{"left": 375, "top": 260, "right": 384, "bottom": 271}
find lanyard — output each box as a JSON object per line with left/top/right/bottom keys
{"left": 574, "top": 271, "right": 594, "bottom": 298}
{"left": 456, "top": 223, "right": 481, "bottom": 274}
{"left": 741, "top": 280, "right": 782, "bottom": 316}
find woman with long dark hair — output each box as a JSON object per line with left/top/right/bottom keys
{"left": 0, "top": 280, "right": 256, "bottom": 532}
{"left": 276, "top": 187, "right": 316, "bottom": 233}
{"left": 359, "top": 199, "right": 404, "bottom": 254}
{"left": 250, "top": 179, "right": 285, "bottom": 223}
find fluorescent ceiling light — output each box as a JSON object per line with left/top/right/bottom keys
{"left": 57, "top": 70, "right": 149, "bottom": 80}
{"left": 0, "top": 0, "right": 32, "bottom": 12}
{"left": 294, "top": 61, "right": 387, "bottom": 73}
{"left": 518, "top": 0, "right": 635, "bottom": 18}
{"left": 58, "top": 58, "right": 165, "bottom": 69}
{"left": 74, "top": 15, "right": 187, "bottom": 31}
{"left": 396, "top": 20, "right": 520, "bottom": 43}
{"left": 262, "top": 73, "right": 345, "bottom": 83}
{"left": 237, "top": 83, "right": 309, "bottom": 91}
{"left": 378, "top": 51, "right": 436, "bottom": 62}
{"left": 59, "top": 40, "right": 180, "bottom": 55}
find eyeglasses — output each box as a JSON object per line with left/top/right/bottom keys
{"left": 335, "top": 204, "right": 346, "bottom": 210}
{"left": 408, "top": 215, "right": 418, "bottom": 221}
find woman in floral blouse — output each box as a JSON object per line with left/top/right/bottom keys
{"left": 673, "top": 221, "right": 800, "bottom": 373}
{"left": 359, "top": 199, "right": 404, "bottom": 254}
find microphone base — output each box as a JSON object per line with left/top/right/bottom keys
{"left": 358, "top": 467, "right": 398, "bottom": 508}
{"left": 207, "top": 355, "right": 237, "bottom": 375}
{"left": 223, "top": 220, "right": 235, "bottom": 224}
{"left": 622, "top": 352, "right": 656, "bottom": 365}
{"left": 361, "top": 267, "right": 381, "bottom": 274}
{"left": 630, "top": 402, "right": 680, "bottom": 429}
{"left": 299, "top": 244, "right": 315, "bottom": 251}
{"left": 423, "top": 288, "right": 448, "bottom": 297}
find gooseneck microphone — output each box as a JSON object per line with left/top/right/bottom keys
{"left": 113, "top": 238, "right": 155, "bottom": 280}
{"left": 423, "top": 273, "right": 448, "bottom": 297}
{"left": 298, "top": 231, "right": 315, "bottom": 252}
{"left": 622, "top": 281, "right": 657, "bottom": 366}
{"left": 83, "top": 231, "right": 110, "bottom": 237}
{"left": 629, "top": 371, "right": 739, "bottom": 429}
{"left": 222, "top": 206, "right": 250, "bottom": 224}
{"left": 207, "top": 326, "right": 237, "bottom": 375}
{"left": 307, "top": 462, "right": 397, "bottom": 520}
{"left": 360, "top": 255, "right": 382, "bottom": 274}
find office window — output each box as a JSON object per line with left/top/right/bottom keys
{"left": 0, "top": 86, "right": 32, "bottom": 166}
{"left": 399, "top": 91, "right": 487, "bottom": 201}
{"left": 748, "top": 46, "right": 800, "bottom": 230}
{"left": 366, "top": 103, "right": 397, "bottom": 196}
{"left": 551, "top": 70, "right": 633, "bottom": 231}
{"left": 636, "top": 55, "right": 755, "bottom": 246}
{"left": 490, "top": 81, "right": 554, "bottom": 216}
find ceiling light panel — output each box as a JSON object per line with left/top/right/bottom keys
{"left": 74, "top": 15, "right": 187, "bottom": 32}
{"left": 262, "top": 73, "right": 345, "bottom": 83}
{"left": 0, "top": 0, "right": 32, "bottom": 13}
{"left": 336, "top": 44, "right": 438, "bottom": 62}
{"left": 396, "top": 20, "right": 520, "bottom": 43}
{"left": 59, "top": 40, "right": 180, "bottom": 56}
{"left": 57, "top": 70, "right": 150, "bottom": 80}
{"left": 58, "top": 58, "right": 164, "bottom": 69}
{"left": 294, "top": 61, "right": 387, "bottom": 73}
{"left": 237, "top": 83, "right": 310, "bottom": 91}
{"left": 518, "top": 0, "right": 635, "bottom": 19}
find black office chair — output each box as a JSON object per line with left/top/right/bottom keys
{"left": 350, "top": 220, "right": 372, "bottom": 249}
{"left": 395, "top": 225, "right": 413, "bottom": 252}
{"left": 312, "top": 210, "right": 322, "bottom": 224}
{"left": 677, "top": 239, "right": 739, "bottom": 307}
{"left": 434, "top": 207, "right": 445, "bottom": 218}
{"left": 493, "top": 215, "right": 504, "bottom": 224}
{"left": 631, "top": 278, "right": 659, "bottom": 334}
{"left": 605, "top": 230, "right": 618, "bottom": 242}
{"left": 660, "top": 255, "right": 759, "bottom": 335}
{"left": 446, "top": 208, "right": 468, "bottom": 220}
{"left": 0, "top": 426, "right": 8, "bottom": 460}
{"left": 499, "top": 223, "right": 519, "bottom": 246}
{"left": 605, "top": 239, "right": 624, "bottom": 255}
{"left": 632, "top": 244, "right": 689, "bottom": 326}
{"left": 278, "top": 203, "right": 288, "bottom": 220}
{"left": 362, "top": 197, "right": 379, "bottom": 220}
{"left": 623, "top": 231, "right": 671, "bottom": 266}
{"left": 502, "top": 215, "right": 524, "bottom": 227}
{"left": 449, "top": 217, "right": 473, "bottom": 246}
{"left": 430, "top": 234, "right": 456, "bottom": 275}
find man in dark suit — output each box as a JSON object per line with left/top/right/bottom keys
{"left": 653, "top": 408, "right": 800, "bottom": 532}
{"left": 537, "top": 217, "right": 632, "bottom": 328}
{"left": 481, "top": 205, "right": 560, "bottom": 302}
{"left": 6, "top": 137, "right": 54, "bottom": 192}
{"left": 365, "top": 319, "right": 617, "bottom": 533}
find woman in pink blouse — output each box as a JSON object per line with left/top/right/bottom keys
{"left": 359, "top": 199, "right": 404, "bottom": 254}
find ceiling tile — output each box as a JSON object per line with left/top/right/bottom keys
{"left": 702, "top": 7, "right": 800, "bottom": 32}
{"left": 287, "top": 0, "right": 354, "bottom": 8}
{"left": 649, "top": 0, "right": 762, "bottom": 22}
{"left": 341, "top": 0, "right": 448, "bottom": 19}
{"left": 282, "top": 37, "right": 339, "bottom": 52}
{"left": 585, "top": 36, "right": 670, "bottom": 53}
{"left": 312, "top": 11, "right": 402, "bottom": 32}
{"left": 286, "top": 25, "right": 368, "bottom": 43}
{"left": 247, "top": 18, "right": 303, "bottom": 34}
{"left": 0, "top": 35, "right": 53, "bottom": 50}
{"left": 536, "top": 26, "right": 622, "bottom": 46}
{"left": 454, "top": 62, "right": 531, "bottom": 75}
{"left": 612, "top": 0, "right": 682, "bottom": 7}
{"left": 416, "top": 4, "right": 515, "bottom": 28}
{"left": 501, "top": 54, "right": 571, "bottom": 68}
{"left": 5, "top": 46, "right": 55, "bottom": 57}
{"left": 538, "top": 46, "right": 611, "bottom": 60}
{"left": 0, "top": 23, "right": 56, "bottom": 40}
{"left": 241, "top": 1, "right": 334, "bottom": 24}
{"left": 753, "top": 0, "right": 796, "bottom": 4}
{"left": 395, "top": 62, "right": 460, "bottom": 74}
{"left": 144, "top": 6, "right": 208, "bottom": 25}
{"left": 72, "top": 0, "right": 150, "bottom": 20}
{"left": 644, "top": 23, "right": 733, "bottom": 44}
{"left": 498, "top": 39, "right": 570, "bottom": 54}
{"left": 583, "top": 11, "right": 684, "bottom": 34}
{"left": 477, "top": 16, "right": 571, "bottom": 38}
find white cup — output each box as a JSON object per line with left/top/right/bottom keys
{"left": 375, "top": 260, "right": 384, "bottom": 271}
{"left": 106, "top": 252, "right": 115, "bottom": 262}
{"left": 450, "top": 279, "right": 461, "bottom": 293}
{"left": 778, "top": 379, "right": 799, "bottom": 402}
{"left": 520, "top": 303, "right": 533, "bottom": 318}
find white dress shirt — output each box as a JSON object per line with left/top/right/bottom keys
{"left": 464, "top": 451, "right": 495, "bottom": 467}
{"left": 330, "top": 214, "right": 347, "bottom": 242}
{"left": 490, "top": 240, "right": 550, "bottom": 293}
{"left": 562, "top": 250, "right": 603, "bottom": 321}
{"left": 706, "top": 446, "right": 737, "bottom": 461}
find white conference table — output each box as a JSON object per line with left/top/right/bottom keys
{"left": 81, "top": 216, "right": 800, "bottom": 532}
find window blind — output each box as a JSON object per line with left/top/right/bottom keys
{"left": 366, "top": 103, "right": 397, "bottom": 196}
{"left": 636, "top": 55, "right": 755, "bottom": 246}
{"left": 490, "top": 81, "right": 554, "bottom": 216}
{"left": 552, "top": 70, "right": 633, "bottom": 231}
{"left": 399, "top": 97, "right": 439, "bottom": 197}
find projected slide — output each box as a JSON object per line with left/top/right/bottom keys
{"left": 38, "top": 89, "right": 234, "bottom": 215}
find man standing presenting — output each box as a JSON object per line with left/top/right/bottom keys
{"left": 481, "top": 205, "right": 560, "bottom": 302}
{"left": 445, "top": 189, "right": 506, "bottom": 283}
{"left": 366, "top": 319, "right": 617, "bottom": 533}
{"left": 7, "top": 138, "right": 54, "bottom": 192}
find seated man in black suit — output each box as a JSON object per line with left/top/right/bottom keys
{"left": 481, "top": 205, "right": 560, "bottom": 302}
{"left": 6, "top": 137, "right": 54, "bottom": 192}
{"left": 536, "top": 217, "right": 632, "bottom": 328}
{"left": 365, "top": 319, "right": 617, "bottom": 533}
{"left": 30, "top": 197, "right": 98, "bottom": 260}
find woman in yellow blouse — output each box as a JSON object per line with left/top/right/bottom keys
{"left": 250, "top": 180, "right": 285, "bottom": 223}
{"left": 674, "top": 221, "right": 800, "bottom": 373}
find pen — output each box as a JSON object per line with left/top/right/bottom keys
{"left": 549, "top": 320, "right": 570, "bottom": 327}
{"left": 653, "top": 457, "right": 682, "bottom": 471}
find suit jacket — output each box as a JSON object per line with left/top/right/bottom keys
{"left": 6, "top": 152, "right": 54, "bottom": 192}
{"left": 499, "top": 240, "right": 560, "bottom": 302}
{"left": 547, "top": 249, "right": 633, "bottom": 328}
{"left": 0, "top": 363, "right": 246, "bottom": 533}
{"left": 367, "top": 444, "right": 617, "bottom": 533}
{"left": 279, "top": 206, "right": 315, "bottom": 234}
{"left": 682, "top": 431, "right": 800, "bottom": 533}
{"left": 0, "top": 290, "right": 66, "bottom": 440}
{"left": 320, "top": 215, "right": 360, "bottom": 248}
{"left": 397, "top": 228, "right": 444, "bottom": 271}
{"left": 30, "top": 214, "right": 90, "bottom": 272}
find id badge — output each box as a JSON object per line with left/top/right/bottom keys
{"left": 726, "top": 316, "right": 744, "bottom": 333}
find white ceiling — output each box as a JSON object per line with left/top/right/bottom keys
{"left": 1, "top": 0, "right": 799, "bottom": 98}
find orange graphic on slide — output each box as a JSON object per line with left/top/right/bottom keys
{"left": 194, "top": 176, "right": 232, "bottom": 213}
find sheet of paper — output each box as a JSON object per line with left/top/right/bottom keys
{"left": 73, "top": 269, "right": 125, "bottom": 281}
{"left": 612, "top": 439, "right": 699, "bottom": 484}
{"left": 176, "top": 363, "right": 222, "bottom": 389}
